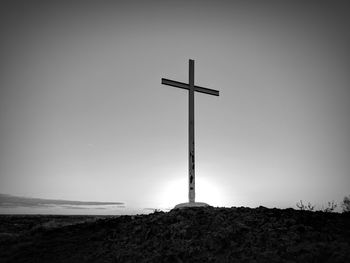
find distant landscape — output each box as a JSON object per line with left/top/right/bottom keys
{"left": 0, "top": 193, "right": 128, "bottom": 215}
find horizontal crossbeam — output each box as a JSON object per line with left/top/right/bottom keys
{"left": 161, "top": 78, "right": 219, "bottom": 96}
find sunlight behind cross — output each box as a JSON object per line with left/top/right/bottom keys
{"left": 157, "top": 176, "right": 225, "bottom": 210}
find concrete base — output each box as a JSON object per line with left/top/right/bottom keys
{"left": 174, "top": 202, "right": 210, "bottom": 209}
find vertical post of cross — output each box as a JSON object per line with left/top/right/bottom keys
{"left": 189, "top": 59, "right": 195, "bottom": 203}
{"left": 161, "top": 59, "right": 219, "bottom": 208}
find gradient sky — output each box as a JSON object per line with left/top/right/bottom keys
{"left": 1, "top": 0, "right": 349, "bottom": 214}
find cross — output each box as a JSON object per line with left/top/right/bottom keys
{"left": 161, "top": 59, "right": 219, "bottom": 208}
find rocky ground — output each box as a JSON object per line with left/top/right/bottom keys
{"left": 1, "top": 206, "right": 350, "bottom": 262}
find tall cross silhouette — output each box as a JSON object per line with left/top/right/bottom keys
{"left": 162, "top": 59, "right": 219, "bottom": 208}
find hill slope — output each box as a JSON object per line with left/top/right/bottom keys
{"left": 1, "top": 206, "right": 350, "bottom": 262}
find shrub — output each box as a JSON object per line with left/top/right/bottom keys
{"left": 296, "top": 200, "right": 315, "bottom": 211}
{"left": 341, "top": 195, "right": 350, "bottom": 212}
{"left": 322, "top": 200, "right": 337, "bottom": 213}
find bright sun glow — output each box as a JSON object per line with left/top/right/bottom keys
{"left": 157, "top": 176, "right": 225, "bottom": 210}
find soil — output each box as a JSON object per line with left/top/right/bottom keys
{"left": 1, "top": 206, "right": 350, "bottom": 262}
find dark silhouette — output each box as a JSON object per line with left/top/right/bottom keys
{"left": 161, "top": 60, "right": 219, "bottom": 205}
{"left": 2, "top": 207, "right": 350, "bottom": 262}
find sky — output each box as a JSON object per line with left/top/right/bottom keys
{"left": 0, "top": 0, "right": 350, "bottom": 214}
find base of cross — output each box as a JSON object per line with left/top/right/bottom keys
{"left": 174, "top": 202, "right": 210, "bottom": 209}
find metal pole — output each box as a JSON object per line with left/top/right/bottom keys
{"left": 189, "top": 59, "right": 195, "bottom": 203}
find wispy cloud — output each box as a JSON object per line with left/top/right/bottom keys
{"left": 0, "top": 194, "right": 125, "bottom": 209}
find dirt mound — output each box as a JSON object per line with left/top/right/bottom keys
{"left": 1, "top": 207, "right": 350, "bottom": 262}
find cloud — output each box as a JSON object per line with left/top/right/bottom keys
{"left": 0, "top": 193, "right": 125, "bottom": 210}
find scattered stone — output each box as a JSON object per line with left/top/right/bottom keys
{"left": 1, "top": 207, "right": 350, "bottom": 262}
